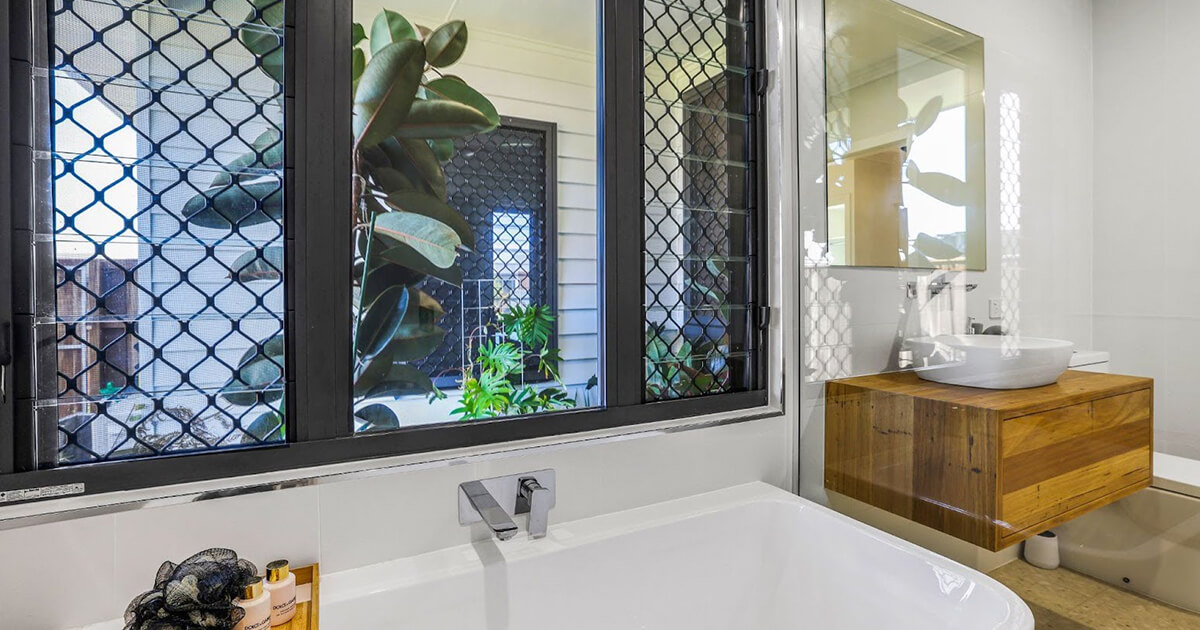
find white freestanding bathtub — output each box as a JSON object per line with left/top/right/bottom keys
{"left": 321, "top": 483, "right": 1031, "bottom": 629}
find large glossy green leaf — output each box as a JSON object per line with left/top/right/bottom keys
{"left": 424, "top": 77, "right": 499, "bottom": 128}
{"left": 394, "top": 99, "right": 494, "bottom": 139}
{"left": 230, "top": 246, "right": 284, "bottom": 282}
{"left": 385, "top": 322, "right": 445, "bottom": 362}
{"left": 429, "top": 139, "right": 454, "bottom": 163}
{"left": 240, "top": 0, "right": 285, "bottom": 84}
{"left": 360, "top": 362, "right": 435, "bottom": 399}
{"left": 374, "top": 211, "right": 461, "bottom": 268}
{"left": 425, "top": 21, "right": 468, "bottom": 68}
{"left": 222, "top": 334, "right": 285, "bottom": 406}
{"left": 379, "top": 137, "right": 447, "bottom": 199}
{"left": 412, "top": 289, "right": 446, "bottom": 323}
{"left": 377, "top": 243, "right": 462, "bottom": 286}
{"left": 242, "top": 410, "right": 284, "bottom": 443}
{"left": 370, "top": 10, "right": 419, "bottom": 56}
{"left": 355, "top": 404, "right": 399, "bottom": 432}
{"left": 385, "top": 191, "right": 473, "bottom": 248}
{"left": 367, "top": 166, "right": 416, "bottom": 195}
{"left": 357, "top": 285, "right": 409, "bottom": 359}
{"left": 352, "top": 47, "right": 366, "bottom": 84}
{"left": 353, "top": 346, "right": 394, "bottom": 396}
{"left": 184, "top": 178, "right": 283, "bottom": 229}
{"left": 362, "top": 257, "right": 427, "bottom": 304}
{"left": 205, "top": 128, "right": 282, "bottom": 196}
{"left": 354, "top": 40, "right": 425, "bottom": 148}
{"left": 352, "top": 22, "right": 367, "bottom": 47}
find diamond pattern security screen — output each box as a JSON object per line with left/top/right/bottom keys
{"left": 415, "top": 120, "right": 556, "bottom": 386}
{"left": 38, "top": 0, "right": 287, "bottom": 465}
{"left": 643, "top": 0, "right": 760, "bottom": 401}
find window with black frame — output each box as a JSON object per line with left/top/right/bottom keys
{"left": 643, "top": 0, "right": 761, "bottom": 401}
{"left": 0, "top": 0, "right": 765, "bottom": 500}
{"left": 35, "top": 0, "right": 287, "bottom": 466}
{"left": 348, "top": 2, "right": 601, "bottom": 431}
{"left": 412, "top": 118, "right": 558, "bottom": 392}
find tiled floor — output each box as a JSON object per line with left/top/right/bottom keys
{"left": 989, "top": 560, "right": 1200, "bottom": 629}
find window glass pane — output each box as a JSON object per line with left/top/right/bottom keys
{"left": 643, "top": 0, "right": 761, "bottom": 400}
{"left": 38, "top": 0, "right": 287, "bottom": 465}
{"left": 350, "top": 2, "right": 600, "bottom": 431}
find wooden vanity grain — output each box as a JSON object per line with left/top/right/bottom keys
{"left": 824, "top": 370, "right": 1153, "bottom": 550}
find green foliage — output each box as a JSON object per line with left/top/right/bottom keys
{"left": 202, "top": 9, "right": 500, "bottom": 422}
{"left": 452, "top": 304, "right": 577, "bottom": 421}
{"left": 644, "top": 322, "right": 731, "bottom": 400}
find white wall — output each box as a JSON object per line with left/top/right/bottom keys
{"left": 1092, "top": 0, "right": 1200, "bottom": 460}
{"left": 798, "top": 0, "right": 1096, "bottom": 501}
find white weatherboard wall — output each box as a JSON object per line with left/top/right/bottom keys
{"left": 798, "top": 0, "right": 1095, "bottom": 567}
{"left": 1092, "top": 0, "right": 1200, "bottom": 460}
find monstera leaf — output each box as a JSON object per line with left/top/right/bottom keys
{"left": 354, "top": 40, "right": 425, "bottom": 147}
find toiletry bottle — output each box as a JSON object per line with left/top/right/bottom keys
{"left": 234, "top": 579, "right": 271, "bottom": 630}
{"left": 264, "top": 560, "right": 297, "bottom": 625}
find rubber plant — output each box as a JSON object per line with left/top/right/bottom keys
{"left": 190, "top": 3, "right": 499, "bottom": 435}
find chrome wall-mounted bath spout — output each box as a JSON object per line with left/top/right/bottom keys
{"left": 459, "top": 469, "right": 557, "bottom": 541}
{"left": 906, "top": 277, "right": 978, "bottom": 299}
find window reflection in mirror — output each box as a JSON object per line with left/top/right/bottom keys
{"left": 825, "top": 0, "right": 985, "bottom": 270}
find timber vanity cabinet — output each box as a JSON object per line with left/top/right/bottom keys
{"left": 825, "top": 370, "right": 1154, "bottom": 551}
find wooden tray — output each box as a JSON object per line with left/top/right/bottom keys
{"left": 278, "top": 563, "right": 319, "bottom": 629}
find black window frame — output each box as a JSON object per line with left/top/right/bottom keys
{"left": 422, "top": 115, "right": 559, "bottom": 390}
{"left": 0, "top": 0, "right": 770, "bottom": 503}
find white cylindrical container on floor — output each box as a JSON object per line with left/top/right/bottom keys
{"left": 1024, "top": 530, "right": 1060, "bottom": 570}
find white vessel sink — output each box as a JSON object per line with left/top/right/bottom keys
{"left": 908, "top": 334, "right": 1075, "bottom": 389}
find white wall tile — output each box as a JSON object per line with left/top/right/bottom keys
{"left": 318, "top": 415, "right": 793, "bottom": 574}
{"left": 0, "top": 515, "right": 116, "bottom": 630}
{"left": 110, "top": 486, "right": 321, "bottom": 610}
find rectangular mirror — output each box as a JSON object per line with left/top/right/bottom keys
{"left": 824, "top": 0, "right": 985, "bottom": 269}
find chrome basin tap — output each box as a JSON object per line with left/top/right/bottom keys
{"left": 458, "top": 470, "right": 556, "bottom": 541}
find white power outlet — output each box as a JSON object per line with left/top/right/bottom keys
{"left": 988, "top": 298, "right": 1002, "bottom": 320}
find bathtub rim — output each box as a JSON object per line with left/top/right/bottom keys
{"left": 1154, "top": 451, "right": 1200, "bottom": 498}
